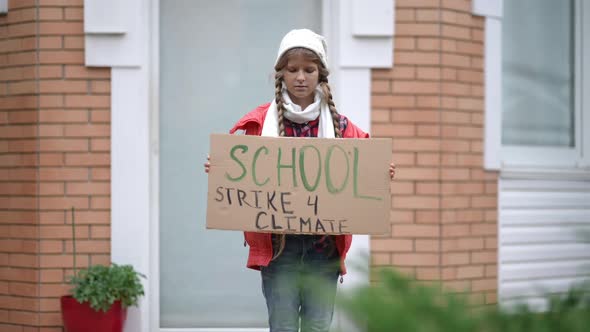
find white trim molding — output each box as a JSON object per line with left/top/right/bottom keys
{"left": 472, "top": 0, "right": 502, "bottom": 19}
{"left": 472, "top": 0, "right": 503, "bottom": 170}
{"left": 84, "top": 0, "right": 142, "bottom": 67}
{"left": 84, "top": 0, "right": 152, "bottom": 331}
{"left": 351, "top": 0, "right": 394, "bottom": 37}
{"left": 84, "top": 0, "right": 127, "bottom": 34}
{"left": 110, "top": 68, "right": 151, "bottom": 332}
{"left": 482, "top": 16, "right": 502, "bottom": 170}
{"left": 338, "top": 0, "right": 394, "bottom": 68}
{"left": 501, "top": 168, "right": 590, "bottom": 181}
{"left": 148, "top": 1, "right": 160, "bottom": 331}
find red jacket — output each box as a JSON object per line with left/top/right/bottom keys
{"left": 229, "top": 103, "right": 370, "bottom": 275}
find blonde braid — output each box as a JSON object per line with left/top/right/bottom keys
{"left": 274, "top": 72, "right": 287, "bottom": 137}
{"left": 272, "top": 71, "right": 287, "bottom": 260}
{"left": 320, "top": 81, "right": 342, "bottom": 138}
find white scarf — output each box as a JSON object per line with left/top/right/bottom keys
{"left": 261, "top": 86, "right": 335, "bottom": 138}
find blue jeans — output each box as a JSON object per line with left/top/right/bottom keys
{"left": 261, "top": 235, "right": 340, "bottom": 332}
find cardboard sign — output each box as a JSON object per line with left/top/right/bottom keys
{"left": 206, "top": 134, "right": 392, "bottom": 235}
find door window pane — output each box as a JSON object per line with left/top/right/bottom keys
{"left": 502, "top": 0, "right": 575, "bottom": 146}
{"left": 159, "top": 0, "right": 321, "bottom": 328}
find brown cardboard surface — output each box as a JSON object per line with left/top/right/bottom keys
{"left": 206, "top": 134, "right": 392, "bottom": 235}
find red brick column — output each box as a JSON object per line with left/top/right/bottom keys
{"left": 437, "top": 0, "right": 497, "bottom": 306}
{"left": 370, "top": 0, "right": 498, "bottom": 305}
{"left": 1, "top": 0, "right": 112, "bottom": 330}
{"left": 1, "top": 0, "right": 41, "bottom": 329}
{"left": 37, "top": 0, "right": 111, "bottom": 328}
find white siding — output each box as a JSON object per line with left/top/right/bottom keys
{"left": 499, "top": 178, "right": 590, "bottom": 310}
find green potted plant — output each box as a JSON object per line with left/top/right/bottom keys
{"left": 60, "top": 208, "right": 145, "bottom": 332}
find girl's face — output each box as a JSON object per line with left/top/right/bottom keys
{"left": 283, "top": 53, "right": 319, "bottom": 107}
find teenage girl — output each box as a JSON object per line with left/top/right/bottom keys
{"left": 205, "top": 29, "right": 396, "bottom": 332}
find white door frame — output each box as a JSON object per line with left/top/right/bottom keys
{"left": 83, "top": 0, "right": 395, "bottom": 330}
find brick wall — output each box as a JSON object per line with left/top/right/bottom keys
{"left": 1, "top": 0, "right": 111, "bottom": 330}
{"left": 1, "top": 0, "right": 41, "bottom": 330}
{"left": 370, "top": 0, "right": 498, "bottom": 305}
{"left": 37, "top": 0, "right": 111, "bottom": 328}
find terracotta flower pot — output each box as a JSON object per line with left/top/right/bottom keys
{"left": 60, "top": 295, "right": 127, "bottom": 332}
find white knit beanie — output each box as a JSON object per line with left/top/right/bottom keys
{"left": 275, "top": 29, "right": 328, "bottom": 68}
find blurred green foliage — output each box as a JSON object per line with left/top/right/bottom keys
{"left": 338, "top": 268, "right": 590, "bottom": 332}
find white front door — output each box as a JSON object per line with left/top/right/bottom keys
{"left": 159, "top": 0, "right": 322, "bottom": 329}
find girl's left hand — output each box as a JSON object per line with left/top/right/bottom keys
{"left": 389, "top": 163, "right": 396, "bottom": 180}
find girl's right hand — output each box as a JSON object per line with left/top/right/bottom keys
{"left": 204, "top": 155, "right": 210, "bottom": 173}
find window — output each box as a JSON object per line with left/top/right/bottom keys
{"left": 502, "top": 0, "right": 574, "bottom": 147}
{"left": 498, "top": 0, "right": 589, "bottom": 169}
